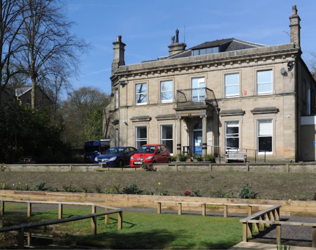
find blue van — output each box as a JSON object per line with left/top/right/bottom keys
{"left": 84, "top": 139, "right": 110, "bottom": 163}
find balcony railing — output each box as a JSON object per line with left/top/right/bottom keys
{"left": 176, "top": 87, "right": 218, "bottom": 108}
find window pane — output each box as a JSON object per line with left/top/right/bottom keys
{"left": 258, "top": 137, "right": 272, "bottom": 152}
{"left": 225, "top": 74, "right": 239, "bottom": 86}
{"left": 136, "top": 83, "right": 147, "bottom": 93}
{"left": 162, "top": 125, "right": 172, "bottom": 139}
{"left": 258, "top": 84, "right": 272, "bottom": 94}
{"left": 161, "top": 92, "right": 173, "bottom": 101}
{"left": 227, "top": 138, "right": 239, "bottom": 148}
{"left": 136, "top": 94, "right": 147, "bottom": 104}
{"left": 258, "top": 120, "right": 272, "bottom": 136}
{"left": 162, "top": 140, "right": 173, "bottom": 154}
{"left": 258, "top": 70, "right": 272, "bottom": 83}
{"left": 161, "top": 81, "right": 172, "bottom": 91}
{"left": 226, "top": 86, "right": 239, "bottom": 96}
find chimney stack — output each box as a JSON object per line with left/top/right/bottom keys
{"left": 112, "top": 35, "right": 126, "bottom": 74}
{"left": 289, "top": 5, "right": 301, "bottom": 48}
{"left": 168, "top": 29, "right": 186, "bottom": 56}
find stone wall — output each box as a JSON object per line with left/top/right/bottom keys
{"left": 2, "top": 163, "right": 316, "bottom": 173}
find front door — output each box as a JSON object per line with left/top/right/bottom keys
{"left": 193, "top": 123, "right": 202, "bottom": 155}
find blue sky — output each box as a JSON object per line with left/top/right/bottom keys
{"left": 66, "top": 0, "right": 316, "bottom": 95}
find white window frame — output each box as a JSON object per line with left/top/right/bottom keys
{"left": 135, "top": 126, "right": 147, "bottom": 149}
{"left": 135, "top": 83, "right": 147, "bottom": 105}
{"left": 161, "top": 80, "right": 173, "bottom": 103}
{"left": 257, "top": 70, "right": 273, "bottom": 95}
{"left": 225, "top": 121, "right": 239, "bottom": 151}
{"left": 225, "top": 73, "right": 239, "bottom": 97}
{"left": 161, "top": 125, "right": 173, "bottom": 154}
{"left": 257, "top": 119, "right": 273, "bottom": 154}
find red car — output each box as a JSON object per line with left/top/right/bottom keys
{"left": 130, "top": 144, "right": 171, "bottom": 167}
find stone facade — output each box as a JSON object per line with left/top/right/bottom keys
{"left": 109, "top": 6, "right": 315, "bottom": 162}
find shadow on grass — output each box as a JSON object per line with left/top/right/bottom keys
{"left": 60, "top": 229, "right": 238, "bottom": 249}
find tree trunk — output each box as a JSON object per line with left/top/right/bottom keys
{"left": 31, "top": 76, "right": 36, "bottom": 109}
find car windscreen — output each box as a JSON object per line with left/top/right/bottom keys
{"left": 137, "top": 146, "right": 156, "bottom": 153}
{"left": 103, "top": 148, "right": 124, "bottom": 155}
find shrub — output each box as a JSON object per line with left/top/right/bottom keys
{"left": 94, "top": 184, "right": 102, "bottom": 193}
{"left": 122, "top": 182, "right": 142, "bottom": 194}
{"left": 141, "top": 163, "right": 156, "bottom": 171}
{"left": 35, "top": 181, "right": 46, "bottom": 191}
{"left": 237, "top": 183, "right": 256, "bottom": 199}
{"left": 192, "top": 190, "right": 202, "bottom": 197}
{"left": 183, "top": 190, "right": 191, "bottom": 196}
{"left": 211, "top": 189, "right": 229, "bottom": 198}
{"left": 62, "top": 182, "right": 77, "bottom": 192}
{"left": 81, "top": 186, "right": 88, "bottom": 193}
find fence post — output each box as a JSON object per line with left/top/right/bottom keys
{"left": 178, "top": 203, "right": 182, "bottom": 215}
{"left": 313, "top": 226, "right": 316, "bottom": 248}
{"left": 248, "top": 206, "right": 252, "bottom": 216}
{"left": 118, "top": 211, "right": 123, "bottom": 229}
{"left": 18, "top": 227, "right": 24, "bottom": 249}
{"left": 276, "top": 225, "right": 281, "bottom": 245}
{"left": 0, "top": 200, "right": 4, "bottom": 215}
{"left": 58, "top": 203, "right": 63, "bottom": 219}
{"left": 223, "top": 205, "right": 228, "bottom": 218}
{"left": 242, "top": 222, "right": 248, "bottom": 242}
{"left": 201, "top": 203, "right": 206, "bottom": 216}
{"left": 27, "top": 232, "right": 31, "bottom": 247}
{"left": 157, "top": 202, "right": 161, "bottom": 214}
{"left": 105, "top": 207, "right": 110, "bottom": 225}
{"left": 91, "top": 204, "right": 97, "bottom": 235}
{"left": 27, "top": 201, "right": 32, "bottom": 217}
{"left": 247, "top": 223, "right": 252, "bottom": 238}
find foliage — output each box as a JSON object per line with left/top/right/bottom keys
{"left": 237, "top": 183, "right": 257, "bottom": 199}
{"left": 277, "top": 243, "right": 290, "bottom": 250}
{"left": 34, "top": 181, "right": 46, "bottom": 191}
{"left": 211, "top": 189, "right": 229, "bottom": 198}
{"left": 122, "top": 182, "right": 142, "bottom": 195}
{"left": 178, "top": 153, "right": 187, "bottom": 161}
{"left": 192, "top": 190, "right": 202, "bottom": 197}
{"left": 62, "top": 182, "right": 77, "bottom": 192}
{"left": 0, "top": 100, "right": 73, "bottom": 163}
{"left": 170, "top": 155, "right": 177, "bottom": 161}
{"left": 204, "top": 154, "right": 214, "bottom": 159}
{"left": 183, "top": 190, "right": 191, "bottom": 196}
{"left": 141, "top": 163, "right": 156, "bottom": 171}
{"left": 94, "top": 184, "right": 102, "bottom": 193}
{"left": 193, "top": 154, "right": 202, "bottom": 159}
{"left": 60, "top": 87, "right": 110, "bottom": 148}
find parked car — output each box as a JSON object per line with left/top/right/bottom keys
{"left": 94, "top": 147, "right": 137, "bottom": 167}
{"left": 130, "top": 144, "right": 171, "bottom": 167}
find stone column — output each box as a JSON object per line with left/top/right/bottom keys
{"left": 177, "top": 117, "right": 182, "bottom": 156}
{"left": 202, "top": 115, "right": 207, "bottom": 156}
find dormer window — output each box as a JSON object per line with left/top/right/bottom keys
{"left": 192, "top": 47, "right": 219, "bottom": 56}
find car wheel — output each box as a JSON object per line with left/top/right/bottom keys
{"left": 167, "top": 158, "right": 171, "bottom": 163}
{"left": 118, "top": 160, "right": 123, "bottom": 168}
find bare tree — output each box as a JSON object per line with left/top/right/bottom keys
{"left": 17, "top": 0, "right": 88, "bottom": 108}
{"left": 0, "top": 0, "right": 28, "bottom": 103}
{"left": 60, "top": 87, "right": 110, "bottom": 148}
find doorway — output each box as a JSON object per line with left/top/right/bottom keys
{"left": 193, "top": 123, "right": 202, "bottom": 155}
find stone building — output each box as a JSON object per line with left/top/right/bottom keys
{"left": 109, "top": 5, "right": 316, "bottom": 162}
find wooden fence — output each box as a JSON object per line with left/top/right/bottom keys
{"left": 0, "top": 199, "right": 123, "bottom": 248}
{"left": 240, "top": 205, "right": 316, "bottom": 248}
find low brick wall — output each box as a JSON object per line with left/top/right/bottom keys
{"left": 2, "top": 162, "right": 316, "bottom": 173}
{"left": 0, "top": 190, "right": 315, "bottom": 217}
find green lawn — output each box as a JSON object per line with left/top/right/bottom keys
{"left": 1, "top": 208, "right": 242, "bottom": 249}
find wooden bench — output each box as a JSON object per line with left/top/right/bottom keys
{"left": 225, "top": 151, "right": 247, "bottom": 163}
{"left": 156, "top": 201, "right": 271, "bottom": 217}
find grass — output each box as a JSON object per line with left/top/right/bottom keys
{"left": 1, "top": 208, "right": 242, "bottom": 249}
